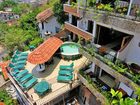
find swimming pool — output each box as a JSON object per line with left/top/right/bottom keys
{"left": 60, "top": 42, "right": 81, "bottom": 60}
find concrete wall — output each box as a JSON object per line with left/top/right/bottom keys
{"left": 38, "top": 16, "right": 61, "bottom": 38}
{"left": 124, "top": 35, "right": 140, "bottom": 65}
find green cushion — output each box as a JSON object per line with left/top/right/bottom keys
{"left": 16, "top": 70, "right": 28, "bottom": 79}
{"left": 23, "top": 77, "right": 37, "bottom": 90}
{"left": 59, "top": 70, "right": 72, "bottom": 76}
{"left": 57, "top": 75, "right": 73, "bottom": 82}
{"left": 19, "top": 73, "right": 32, "bottom": 83}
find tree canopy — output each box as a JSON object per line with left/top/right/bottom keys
{"left": 53, "top": 1, "right": 67, "bottom": 24}
{"left": 0, "top": 0, "right": 17, "bottom": 10}
{"left": 0, "top": 89, "right": 18, "bottom": 105}
{"left": 0, "top": 0, "right": 61, "bottom": 57}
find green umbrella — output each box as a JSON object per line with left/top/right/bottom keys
{"left": 34, "top": 81, "right": 50, "bottom": 96}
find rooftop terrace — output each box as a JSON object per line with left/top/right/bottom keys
{"left": 9, "top": 53, "right": 89, "bottom": 104}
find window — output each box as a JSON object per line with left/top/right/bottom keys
{"left": 55, "top": 27, "right": 60, "bottom": 33}
{"left": 41, "top": 22, "right": 44, "bottom": 30}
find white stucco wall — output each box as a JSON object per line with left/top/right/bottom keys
{"left": 38, "top": 16, "right": 61, "bottom": 38}
{"left": 118, "top": 35, "right": 140, "bottom": 65}
{"left": 117, "top": 39, "right": 131, "bottom": 61}
{"left": 77, "top": 18, "right": 88, "bottom": 31}
{"left": 133, "top": 0, "right": 140, "bottom": 5}
{"left": 124, "top": 35, "right": 140, "bottom": 65}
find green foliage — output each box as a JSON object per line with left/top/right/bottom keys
{"left": 12, "top": 3, "right": 31, "bottom": 15}
{"left": 0, "top": 89, "right": 18, "bottom": 105}
{"left": 97, "top": 4, "right": 114, "bottom": 12}
{"left": 87, "top": 0, "right": 96, "bottom": 7}
{"left": 119, "top": 98, "right": 135, "bottom": 105}
{"left": 110, "top": 89, "right": 123, "bottom": 105}
{"left": 0, "top": 0, "right": 17, "bottom": 10}
{"left": 71, "top": 2, "right": 78, "bottom": 8}
{"left": 0, "top": 3, "right": 43, "bottom": 53}
{"left": 132, "top": 74, "right": 140, "bottom": 83}
{"left": 53, "top": 1, "right": 67, "bottom": 24}
{"left": 135, "top": 88, "right": 140, "bottom": 101}
{"left": 29, "top": 37, "right": 43, "bottom": 47}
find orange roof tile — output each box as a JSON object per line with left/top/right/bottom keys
{"left": 0, "top": 102, "right": 5, "bottom": 105}
{"left": 0, "top": 61, "right": 10, "bottom": 80}
{"left": 36, "top": 8, "right": 53, "bottom": 22}
{"left": 28, "top": 37, "right": 63, "bottom": 64}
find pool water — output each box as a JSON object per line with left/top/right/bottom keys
{"left": 60, "top": 42, "right": 79, "bottom": 55}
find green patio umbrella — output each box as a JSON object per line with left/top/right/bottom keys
{"left": 34, "top": 80, "right": 50, "bottom": 96}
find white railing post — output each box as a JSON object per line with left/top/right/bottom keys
{"left": 92, "top": 21, "right": 97, "bottom": 43}
{"left": 127, "top": 0, "right": 133, "bottom": 16}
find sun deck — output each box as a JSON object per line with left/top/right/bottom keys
{"left": 22, "top": 56, "right": 89, "bottom": 104}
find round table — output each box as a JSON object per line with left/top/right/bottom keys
{"left": 34, "top": 81, "right": 49, "bottom": 96}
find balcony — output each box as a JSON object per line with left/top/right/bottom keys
{"left": 79, "top": 44, "right": 140, "bottom": 91}
{"left": 65, "top": 1, "right": 140, "bottom": 34}
{"left": 78, "top": 73, "right": 110, "bottom": 105}
{"left": 64, "top": 4, "right": 80, "bottom": 17}
{"left": 64, "top": 22, "right": 93, "bottom": 40}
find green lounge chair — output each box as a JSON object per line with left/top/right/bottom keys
{"left": 18, "top": 73, "right": 33, "bottom": 83}
{"left": 60, "top": 62, "right": 74, "bottom": 70}
{"left": 59, "top": 70, "right": 72, "bottom": 76}
{"left": 20, "top": 53, "right": 28, "bottom": 56}
{"left": 13, "top": 65, "right": 25, "bottom": 70}
{"left": 60, "top": 66, "right": 73, "bottom": 70}
{"left": 12, "top": 54, "right": 19, "bottom": 59}
{"left": 11, "top": 69, "right": 19, "bottom": 76}
{"left": 15, "top": 61, "right": 26, "bottom": 66}
{"left": 15, "top": 59, "right": 26, "bottom": 63}
{"left": 16, "top": 60, "right": 26, "bottom": 64}
{"left": 9, "top": 63, "right": 15, "bottom": 68}
{"left": 57, "top": 75, "right": 73, "bottom": 82}
{"left": 18, "top": 56, "right": 28, "bottom": 60}
{"left": 14, "top": 50, "right": 21, "bottom": 55}
{"left": 11, "top": 58, "right": 17, "bottom": 63}
{"left": 23, "top": 77, "right": 38, "bottom": 90}
{"left": 15, "top": 70, "right": 28, "bottom": 79}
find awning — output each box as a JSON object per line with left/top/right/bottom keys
{"left": 0, "top": 61, "right": 10, "bottom": 80}
{"left": 28, "top": 37, "right": 63, "bottom": 64}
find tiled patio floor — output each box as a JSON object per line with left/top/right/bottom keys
{"left": 25, "top": 56, "right": 89, "bottom": 104}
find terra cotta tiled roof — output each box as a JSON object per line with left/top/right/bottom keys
{"left": 28, "top": 37, "right": 63, "bottom": 64}
{"left": 0, "top": 102, "right": 5, "bottom": 105}
{"left": 0, "top": 61, "right": 10, "bottom": 80}
{"left": 36, "top": 8, "right": 53, "bottom": 22}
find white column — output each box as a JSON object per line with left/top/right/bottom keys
{"left": 69, "top": 14, "right": 72, "bottom": 23}
{"left": 73, "top": 34, "right": 76, "bottom": 40}
{"left": 99, "top": 69, "right": 102, "bottom": 77}
{"left": 127, "top": 0, "right": 133, "bottom": 16}
{"left": 77, "top": 19, "right": 80, "bottom": 28}
{"left": 96, "top": 0, "right": 100, "bottom": 3}
{"left": 91, "top": 63, "right": 95, "bottom": 72}
{"left": 68, "top": 0, "right": 70, "bottom": 5}
{"left": 92, "top": 21, "right": 97, "bottom": 43}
